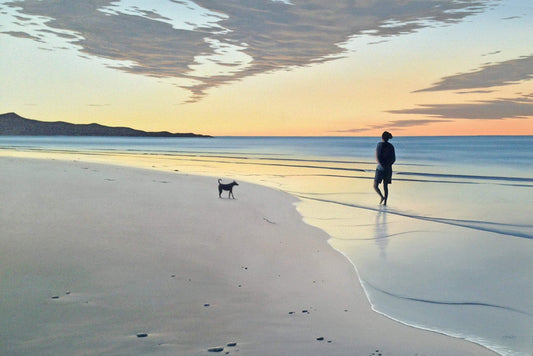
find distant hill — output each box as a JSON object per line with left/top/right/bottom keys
{"left": 0, "top": 113, "right": 211, "bottom": 137}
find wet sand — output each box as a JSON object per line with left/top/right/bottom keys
{"left": 0, "top": 157, "right": 495, "bottom": 355}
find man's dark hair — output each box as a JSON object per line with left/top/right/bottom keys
{"left": 382, "top": 131, "right": 393, "bottom": 142}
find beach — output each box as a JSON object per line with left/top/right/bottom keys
{"left": 0, "top": 156, "right": 496, "bottom": 355}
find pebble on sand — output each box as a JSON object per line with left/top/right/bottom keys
{"left": 208, "top": 346, "right": 224, "bottom": 352}
{"left": 136, "top": 333, "right": 148, "bottom": 338}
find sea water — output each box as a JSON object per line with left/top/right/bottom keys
{"left": 1, "top": 136, "right": 532, "bottom": 355}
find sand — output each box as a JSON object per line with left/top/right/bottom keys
{"left": 0, "top": 157, "right": 495, "bottom": 355}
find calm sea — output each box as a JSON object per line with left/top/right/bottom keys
{"left": 2, "top": 136, "right": 532, "bottom": 355}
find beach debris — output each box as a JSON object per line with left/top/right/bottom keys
{"left": 227, "top": 342, "right": 237, "bottom": 347}
{"left": 136, "top": 333, "right": 148, "bottom": 338}
{"left": 51, "top": 296, "right": 60, "bottom": 299}
{"left": 263, "top": 217, "right": 276, "bottom": 224}
{"left": 204, "top": 303, "right": 210, "bottom": 307}
{"left": 208, "top": 346, "right": 224, "bottom": 352}
{"left": 316, "top": 337, "right": 324, "bottom": 341}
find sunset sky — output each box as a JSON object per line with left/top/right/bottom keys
{"left": 1, "top": 0, "right": 532, "bottom": 136}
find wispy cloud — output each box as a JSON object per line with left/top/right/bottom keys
{"left": 2, "top": 0, "right": 495, "bottom": 102}
{"left": 332, "top": 119, "right": 448, "bottom": 133}
{"left": 335, "top": 93, "right": 533, "bottom": 133}
{"left": 388, "top": 94, "right": 533, "bottom": 120}
{"left": 416, "top": 55, "right": 533, "bottom": 92}
{"left": 2, "top": 30, "right": 42, "bottom": 42}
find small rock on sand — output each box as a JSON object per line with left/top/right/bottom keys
{"left": 208, "top": 347, "right": 224, "bottom": 352}
{"left": 136, "top": 333, "right": 148, "bottom": 338}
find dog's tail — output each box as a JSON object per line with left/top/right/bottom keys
{"left": 218, "top": 179, "right": 222, "bottom": 184}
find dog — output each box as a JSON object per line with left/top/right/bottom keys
{"left": 218, "top": 179, "right": 239, "bottom": 199}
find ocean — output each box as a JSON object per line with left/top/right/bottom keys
{"left": 1, "top": 135, "right": 532, "bottom": 355}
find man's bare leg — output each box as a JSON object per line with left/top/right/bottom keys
{"left": 374, "top": 181, "right": 385, "bottom": 204}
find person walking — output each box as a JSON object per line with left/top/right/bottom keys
{"left": 374, "top": 131, "right": 395, "bottom": 205}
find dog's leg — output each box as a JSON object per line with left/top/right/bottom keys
{"left": 218, "top": 186, "right": 222, "bottom": 198}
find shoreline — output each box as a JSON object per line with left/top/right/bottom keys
{"left": 1, "top": 154, "right": 497, "bottom": 355}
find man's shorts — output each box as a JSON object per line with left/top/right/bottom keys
{"left": 375, "top": 165, "right": 392, "bottom": 184}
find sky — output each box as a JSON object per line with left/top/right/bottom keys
{"left": 1, "top": 0, "right": 532, "bottom": 136}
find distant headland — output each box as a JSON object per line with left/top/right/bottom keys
{"left": 0, "top": 113, "right": 211, "bottom": 138}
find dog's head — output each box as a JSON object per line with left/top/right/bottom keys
{"left": 232, "top": 181, "right": 239, "bottom": 186}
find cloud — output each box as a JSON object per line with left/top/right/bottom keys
{"left": 416, "top": 55, "right": 533, "bottom": 92}
{"left": 384, "top": 119, "right": 450, "bottom": 128}
{"left": 3, "top": 0, "right": 495, "bottom": 102}
{"left": 1, "top": 30, "right": 43, "bottom": 42}
{"left": 332, "top": 118, "right": 448, "bottom": 133}
{"left": 456, "top": 90, "right": 494, "bottom": 95}
{"left": 502, "top": 16, "right": 521, "bottom": 20}
{"left": 335, "top": 94, "right": 533, "bottom": 133}
{"left": 388, "top": 94, "right": 533, "bottom": 120}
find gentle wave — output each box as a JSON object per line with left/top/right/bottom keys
{"left": 398, "top": 171, "right": 533, "bottom": 183}
{"left": 362, "top": 279, "right": 533, "bottom": 317}
{"left": 298, "top": 196, "right": 533, "bottom": 240}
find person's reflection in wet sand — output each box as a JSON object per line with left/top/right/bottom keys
{"left": 374, "top": 207, "right": 389, "bottom": 260}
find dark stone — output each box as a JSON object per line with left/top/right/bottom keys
{"left": 208, "top": 347, "right": 224, "bottom": 352}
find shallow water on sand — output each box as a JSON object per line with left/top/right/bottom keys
{"left": 2, "top": 136, "right": 532, "bottom": 355}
